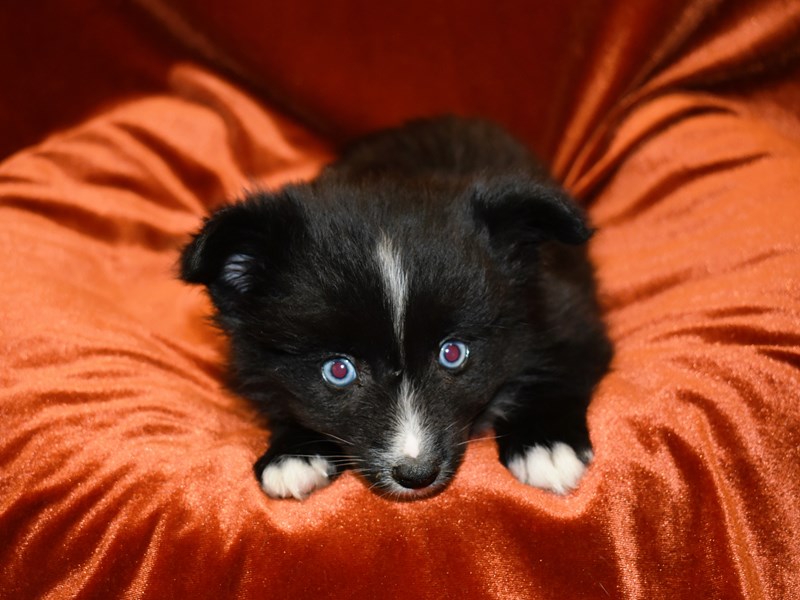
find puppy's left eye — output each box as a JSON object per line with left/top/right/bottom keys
{"left": 438, "top": 340, "right": 469, "bottom": 370}
{"left": 322, "top": 357, "right": 358, "bottom": 387}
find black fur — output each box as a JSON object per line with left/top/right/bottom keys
{"left": 180, "top": 116, "right": 612, "bottom": 500}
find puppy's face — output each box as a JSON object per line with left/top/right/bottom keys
{"left": 181, "top": 175, "right": 589, "bottom": 498}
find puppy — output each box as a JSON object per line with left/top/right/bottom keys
{"left": 180, "top": 116, "right": 612, "bottom": 500}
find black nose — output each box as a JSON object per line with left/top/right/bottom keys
{"left": 391, "top": 460, "right": 440, "bottom": 489}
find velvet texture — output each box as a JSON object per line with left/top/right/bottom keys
{"left": 2, "top": 1, "right": 800, "bottom": 597}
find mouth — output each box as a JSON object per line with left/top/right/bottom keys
{"left": 370, "top": 474, "right": 450, "bottom": 501}
{"left": 358, "top": 457, "right": 457, "bottom": 501}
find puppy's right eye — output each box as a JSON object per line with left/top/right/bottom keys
{"left": 321, "top": 357, "right": 358, "bottom": 387}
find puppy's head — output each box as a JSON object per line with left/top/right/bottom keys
{"left": 181, "top": 175, "right": 590, "bottom": 499}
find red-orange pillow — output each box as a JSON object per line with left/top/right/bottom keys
{"left": 2, "top": 1, "right": 800, "bottom": 597}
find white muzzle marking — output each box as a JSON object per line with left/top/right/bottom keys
{"left": 392, "top": 379, "right": 428, "bottom": 460}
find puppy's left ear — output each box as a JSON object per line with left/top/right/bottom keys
{"left": 471, "top": 175, "right": 592, "bottom": 247}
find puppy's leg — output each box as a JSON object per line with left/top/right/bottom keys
{"left": 254, "top": 424, "right": 346, "bottom": 500}
{"left": 495, "top": 387, "right": 593, "bottom": 495}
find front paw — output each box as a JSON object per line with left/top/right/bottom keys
{"left": 506, "top": 443, "right": 592, "bottom": 495}
{"left": 258, "top": 455, "right": 336, "bottom": 500}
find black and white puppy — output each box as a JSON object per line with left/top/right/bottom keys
{"left": 180, "top": 116, "right": 612, "bottom": 500}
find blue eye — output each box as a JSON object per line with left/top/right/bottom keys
{"left": 438, "top": 340, "right": 469, "bottom": 370}
{"left": 321, "top": 357, "right": 358, "bottom": 387}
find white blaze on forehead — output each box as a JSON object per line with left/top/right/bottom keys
{"left": 393, "top": 379, "right": 427, "bottom": 459}
{"left": 376, "top": 235, "right": 408, "bottom": 345}
{"left": 375, "top": 240, "right": 427, "bottom": 461}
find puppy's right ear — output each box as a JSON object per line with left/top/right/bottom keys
{"left": 180, "top": 191, "right": 304, "bottom": 296}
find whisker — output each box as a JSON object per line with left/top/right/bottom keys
{"left": 352, "top": 468, "right": 373, "bottom": 480}
{"left": 367, "top": 480, "right": 384, "bottom": 494}
{"left": 284, "top": 439, "right": 342, "bottom": 450}
{"left": 458, "top": 435, "right": 493, "bottom": 446}
{"left": 321, "top": 432, "right": 355, "bottom": 447}
{"left": 278, "top": 454, "right": 364, "bottom": 461}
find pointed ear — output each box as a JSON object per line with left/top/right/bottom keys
{"left": 180, "top": 190, "right": 304, "bottom": 296}
{"left": 471, "top": 175, "right": 592, "bottom": 247}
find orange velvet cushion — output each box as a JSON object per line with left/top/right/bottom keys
{"left": 2, "top": 1, "right": 800, "bottom": 597}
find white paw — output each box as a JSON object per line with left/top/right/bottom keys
{"left": 259, "top": 456, "right": 334, "bottom": 500}
{"left": 508, "top": 443, "right": 592, "bottom": 495}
